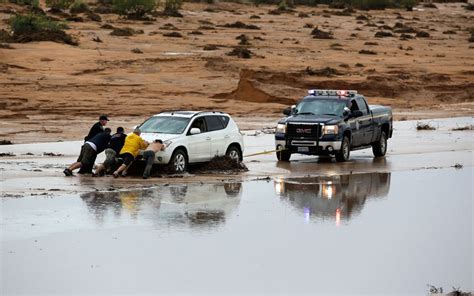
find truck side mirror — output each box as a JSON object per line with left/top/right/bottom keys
{"left": 283, "top": 107, "right": 291, "bottom": 116}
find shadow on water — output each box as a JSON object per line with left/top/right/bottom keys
{"left": 274, "top": 172, "right": 391, "bottom": 224}
{"left": 80, "top": 182, "right": 243, "bottom": 229}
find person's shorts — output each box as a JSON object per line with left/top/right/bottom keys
{"left": 77, "top": 143, "right": 96, "bottom": 165}
{"left": 119, "top": 152, "right": 135, "bottom": 166}
{"left": 103, "top": 148, "right": 117, "bottom": 170}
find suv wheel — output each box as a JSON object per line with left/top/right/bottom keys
{"left": 168, "top": 149, "right": 188, "bottom": 174}
{"left": 372, "top": 131, "right": 387, "bottom": 157}
{"left": 276, "top": 148, "right": 291, "bottom": 162}
{"left": 335, "top": 136, "right": 350, "bottom": 162}
{"left": 226, "top": 145, "right": 242, "bottom": 162}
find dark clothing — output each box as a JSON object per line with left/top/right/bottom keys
{"left": 142, "top": 150, "right": 156, "bottom": 178}
{"left": 108, "top": 133, "right": 126, "bottom": 154}
{"left": 119, "top": 152, "right": 135, "bottom": 166}
{"left": 88, "top": 132, "right": 112, "bottom": 154}
{"left": 84, "top": 122, "right": 104, "bottom": 142}
{"left": 77, "top": 143, "right": 97, "bottom": 174}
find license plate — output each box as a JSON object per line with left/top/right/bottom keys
{"left": 297, "top": 147, "right": 309, "bottom": 152}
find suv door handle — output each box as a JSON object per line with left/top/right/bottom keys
{"left": 224, "top": 135, "right": 230, "bottom": 139}
{"left": 206, "top": 137, "right": 211, "bottom": 141}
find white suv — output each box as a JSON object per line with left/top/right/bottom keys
{"left": 138, "top": 111, "right": 244, "bottom": 173}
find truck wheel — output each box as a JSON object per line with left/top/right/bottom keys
{"left": 168, "top": 149, "right": 188, "bottom": 174}
{"left": 372, "top": 131, "right": 387, "bottom": 157}
{"left": 276, "top": 148, "right": 291, "bottom": 162}
{"left": 335, "top": 136, "right": 350, "bottom": 162}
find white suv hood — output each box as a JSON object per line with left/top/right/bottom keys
{"left": 140, "top": 133, "right": 181, "bottom": 143}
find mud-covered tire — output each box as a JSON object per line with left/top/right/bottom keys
{"left": 372, "top": 131, "right": 387, "bottom": 157}
{"left": 335, "top": 136, "right": 350, "bottom": 162}
{"left": 168, "top": 149, "right": 188, "bottom": 174}
{"left": 276, "top": 148, "right": 291, "bottom": 162}
{"left": 226, "top": 145, "right": 242, "bottom": 162}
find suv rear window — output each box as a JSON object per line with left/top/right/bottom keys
{"left": 205, "top": 116, "right": 225, "bottom": 132}
{"left": 219, "top": 116, "right": 230, "bottom": 128}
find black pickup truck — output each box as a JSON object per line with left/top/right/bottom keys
{"left": 275, "top": 89, "right": 393, "bottom": 162}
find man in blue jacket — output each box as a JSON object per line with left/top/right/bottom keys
{"left": 64, "top": 128, "right": 112, "bottom": 176}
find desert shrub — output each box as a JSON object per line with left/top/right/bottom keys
{"left": 69, "top": 0, "right": 89, "bottom": 13}
{"left": 46, "top": 0, "right": 74, "bottom": 10}
{"left": 113, "top": 0, "right": 156, "bottom": 17}
{"left": 8, "top": 0, "right": 39, "bottom": 6}
{"left": 350, "top": 0, "right": 391, "bottom": 10}
{"left": 10, "top": 14, "right": 67, "bottom": 35}
{"left": 163, "top": 0, "right": 183, "bottom": 16}
{"left": 400, "top": 0, "right": 418, "bottom": 9}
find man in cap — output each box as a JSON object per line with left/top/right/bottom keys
{"left": 85, "top": 115, "right": 109, "bottom": 142}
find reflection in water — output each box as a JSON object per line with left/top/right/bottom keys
{"left": 80, "top": 183, "right": 242, "bottom": 229}
{"left": 275, "top": 172, "right": 391, "bottom": 224}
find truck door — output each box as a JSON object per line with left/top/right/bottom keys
{"left": 348, "top": 99, "right": 364, "bottom": 147}
{"left": 355, "top": 97, "right": 374, "bottom": 145}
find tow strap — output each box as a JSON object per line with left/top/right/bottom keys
{"left": 244, "top": 148, "right": 287, "bottom": 158}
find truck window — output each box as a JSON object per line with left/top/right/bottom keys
{"left": 355, "top": 97, "right": 369, "bottom": 115}
{"left": 350, "top": 99, "right": 360, "bottom": 113}
{"left": 205, "top": 116, "right": 225, "bottom": 132}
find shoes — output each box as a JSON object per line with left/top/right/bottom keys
{"left": 113, "top": 173, "right": 119, "bottom": 178}
{"left": 143, "top": 175, "right": 149, "bottom": 179}
{"left": 63, "top": 168, "right": 73, "bottom": 176}
{"left": 92, "top": 173, "right": 98, "bottom": 177}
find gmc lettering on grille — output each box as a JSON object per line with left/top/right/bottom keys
{"left": 296, "top": 128, "right": 312, "bottom": 134}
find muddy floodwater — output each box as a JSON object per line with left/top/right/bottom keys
{"left": 1, "top": 168, "right": 472, "bottom": 295}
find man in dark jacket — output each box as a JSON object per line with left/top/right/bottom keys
{"left": 64, "top": 128, "right": 112, "bottom": 176}
{"left": 84, "top": 115, "right": 109, "bottom": 142}
{"left": 94, "top": 127, "right": 127, "bottom": 176}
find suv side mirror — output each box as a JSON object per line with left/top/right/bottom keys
{"left": 351, "top": 110, "right": 363, "bottom": 118}
{"left": 190, "top": 128, "right": 201, "bottom": 135}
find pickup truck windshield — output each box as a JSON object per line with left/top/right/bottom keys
{"left": 296, "top": 99, "right": 347, "bottom": 117}
{"left": 139, "top": 116, "right": 190, "bottom": 134}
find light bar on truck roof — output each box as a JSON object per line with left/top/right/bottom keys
{"left": 308, "top": 89, "right": 358, "bottom": 97}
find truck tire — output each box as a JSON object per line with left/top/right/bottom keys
{"left": 372, "top": 131, "right": 387, "bottom": 157}
{"left": 168, "top": 149, "right": 188, "bottom": 174}
{"left": 335, "top": 136, "right": 350, "bottom": 162}
{"left": 276, "top": 148, "right": 291, "bottom": 162}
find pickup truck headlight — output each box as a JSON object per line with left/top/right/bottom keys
{"left": 276, "top": 123, "right": 287, "bottom": 134}
{"left": 323, "top": 125, "right": 339, "bottom": 135}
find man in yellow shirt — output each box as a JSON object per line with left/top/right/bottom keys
{"left": 113, "top": 128, "right": 148, "bottom": 178}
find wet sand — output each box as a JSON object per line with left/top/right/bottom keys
{"left": 1, "top": 2, "right": 473, "bottom": 144}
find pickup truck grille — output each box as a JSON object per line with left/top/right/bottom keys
{"left": 287, "top": 123, "right": 322, "bottom": 139}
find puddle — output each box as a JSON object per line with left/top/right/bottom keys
{"left": 274, "top": 172, "right": 391, "bottom": 224}
{"left": 1, "top": 169, "right": 472, "bottom": 294}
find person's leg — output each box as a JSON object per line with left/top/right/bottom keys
{"left": 96, "top": 149, "right": 115, "bottom": 176}
{"left": 113, "top": 153, "right": 133, "bottom": 177}
{"left": 69, "top": 162, "right": 82, "bottom": 171}
{"left": 64, "top": 145, "right": 85, "bottom": 175}
{"left": 142, "top": 151, "right": 155, "bottom": 179}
